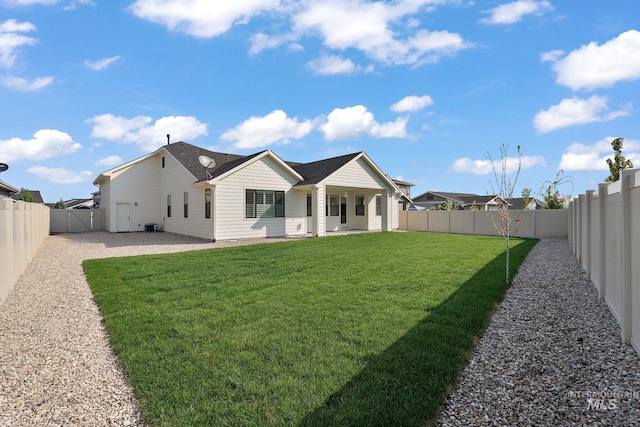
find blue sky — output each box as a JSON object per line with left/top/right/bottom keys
{"left": 1, "top": 0, "right": 639, "bottom": 203}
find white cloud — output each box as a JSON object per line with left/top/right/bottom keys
{"left": 559, "top": 137, "right": 640, "bottom": 171}
{"left": 84, "top": 55, "right": 121, "bottom": 71}
{"left": 391, "top": 95, "right": 433, "bottom": 112}
{"left": 220, "top": 110, "right": 313, "bottom": 150}
{"left": 249, "top": 32, "right": 296, "bottom": 55}
{"left": 533, "top": 95, "right": 629, "bottom": 134}
{"left": 128, "top": 0, "right": 281, "bottom": 38}
{"left": 307, "top": 54, "right": 357, "bottom": 75}
{"left": 86, "top": 114, "right": 208, "bottom": 152}
{"left": 0, "top": 129, "right": 81, "bottom": 162}
{"left": 0, "top": 75, "right": 53, "bottom": 90}
{"left": 548, "top": 30, "right": 640, "bottom": 91}
{"left": 130, "top": 1, "right": 471, "bottom": 67}
{"left": 540, "top": 49, "right": 563, "bottom": 62}
{"left": 27, "top": 166, "right": 93, "bottom": 184}
{"left": 320, "top": 105, "right": 407, "bottom": 141}
{"left": 0, "top": 19, "right": 37, "bottom": 68}
{"left": 94, "top": 155, "right": 123, "bottom": 166}
{"left": 479, "top": 0, "right": 553, "bottom": 25}
{"left": 451, "top": 155, "right": 546, "bottom": 175}
{"left": 293, "top": 2, "right": 471, "bottom": 65}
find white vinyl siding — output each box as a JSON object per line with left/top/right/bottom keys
{"left": 325, "top": 157, "right": 389, "bottom": 190}
{"left": 215, "top": 155, "right": 305, "bottom": 240}
{"left": 102, "top": 154, "right": 162, "bottom": 233}
{"left": 160, "top": 153, "right": 213, "bottom": 240}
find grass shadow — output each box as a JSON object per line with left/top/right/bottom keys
{"left": 299, "top": 239, "right": 537, "bottom": 427}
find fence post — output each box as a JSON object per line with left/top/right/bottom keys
{"left": 0, "top": 199, "right": 14, "bottom": 304}
{"left": 585, "top": 190, "right": 594, "bottom": 280}
{"left": 597, "top": 183, "right": 607, "bottom": 300}
{"left": 621, "top": 170, "right": 633, "bottom": 344}
{"left": 577, "top": 194, "right": 584, "bottom": 263}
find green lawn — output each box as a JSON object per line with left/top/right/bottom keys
{"left": 84, "top": 232, "right": 537, "bottom": 427}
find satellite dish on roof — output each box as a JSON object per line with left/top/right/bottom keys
{"left": 198, "top": 155, "right": 216, "bottom": 180}
{"left": 0, "top": 163, "right": 8, "bottom": 173}
{"left": 199, "top": 155, "right": 216, "bottom": 169}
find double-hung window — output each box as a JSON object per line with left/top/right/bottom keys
{"left": 328, "top": 195, "right": 339, "bottom": 216}
{"left": 306, "top": 194, "right": 312, "bottom": 217}
{"left": 167, "top": 195, "right": 171, "bottom": 218}
{"left": 245, "top": 189, "right": 285, "bottom": 218}
{"left": 205, "top": 188, "right": 211, "bottom": 219}
{"left": 184, "top": 192, "right": 189, "bottom": 218}
{"left": 355, "top": 195, "right": 365, "bottom": 216}
{"left": 375, "top": 195, "right": 382, "bottom": 216}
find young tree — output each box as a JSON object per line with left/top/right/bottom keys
{"left": 521, "top": 187, "right": 532, "bottom": 210}
{"left": 429, "top": 198, "right": 457, "bottom": 211}
{"left": 540, "top": 170, "right": 573, "bottom": 209}
{"left": 54, "top": 198, "right": 65, "bottom": 209}
{"left": 605, "top": 137, "right": 634, "bottom": 182}
{"left": 542, "top": 186, "right": 565, "bottom": 209}
{"left": 488, "top": 144, "right": 522, "bottom": 286}
{"left": 16, "top": 188, "right": 35, "bottom": 202}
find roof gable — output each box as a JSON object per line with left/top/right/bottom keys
{"left": 291, "top": 152, "right": 361, "bottom": 186}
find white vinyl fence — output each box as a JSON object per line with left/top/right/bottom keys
{"left": 568, "top": 169, "right": 640, "bottom": 356}
{"left": 399, "top": 209, "right": 568, "bottom": 239}
{"left": 0, "top": 198, "right": 50, "bottom": 305}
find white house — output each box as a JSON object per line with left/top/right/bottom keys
{"left": 93, "top": 141, "right": 402, "bottom": 241}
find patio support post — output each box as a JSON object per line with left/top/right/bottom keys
{"left": 381, "top": 190, "right": 389, "bottom": 231}
{"left": 312, "top": 185, "right": 326, "bottom": 237}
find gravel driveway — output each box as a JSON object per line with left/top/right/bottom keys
{"left": 1, "top": 234, "right": 639, "bottom": 426}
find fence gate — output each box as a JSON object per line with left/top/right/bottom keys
{"left": 50, "top": 208, "right": 105, "bottom": 233}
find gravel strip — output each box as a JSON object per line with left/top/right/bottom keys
{"left": 0, "top": 232, "right": 289, "bottom": 427}
{"left": 435, "top": 238, "right": 640, "bottom": 426}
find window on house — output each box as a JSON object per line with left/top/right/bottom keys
{"left": 375, "top": 195, "right": 382, "bottom": 216}
{"left": 162, "top": 156, "right": 165, "bottom": 168}
{"left": 167, "top": 195, "right": 171, "bottom": 218}
{"left": 245, "top": 189, "right": 285, "bottom": 218}
{"left": 355, "top": 195, "right": 365, "bottom": 216}
{"left": 426, "top": 195, "right": 434, "bottom": 201}
{"left": 306, "top": 194, "right": 313, "bottom": 217}
{"left": 184, "top": 192, "right": 188, "bottom": 218}
{"left": 329, "top": 195, "right": 339, "bottom": 216}
{"left": 205, "top": 188, "right": 211, "bottom": 219}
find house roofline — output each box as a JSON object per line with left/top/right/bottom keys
{"left": 208, "top": 149, "right": 304, "bottom": 184}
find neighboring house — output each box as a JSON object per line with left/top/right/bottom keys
{"left": 10, "top": 189, "right": 45, "bottom": 203}
{"left": 93, "top": 141, "right": 403, "bottom": 241}
{"left": 0, "top": 180, "right": 18, "bottom": 198}
{"left": 510, "top": 197, "right": 546, "bottom": 210}
{"left": 47, "top": 198, "right": 93, "bottom": 209}
{"left": 65, "top": 198, "right": 93, "bottom": 209}
{"left": 91, "top": 191, "right": 101, "bottom": 209}
{"left": 392, "top": 179, "right": 414, "bottom": 211}
{"left": 412, "top": 191, "right": 507, "bottom": 211}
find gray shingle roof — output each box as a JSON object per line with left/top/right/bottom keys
{"left": 164, "top": 142, "right": 249, "bottom": 182}
{"left": 165, "top": 142, "right": 364, "bottom": 186}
